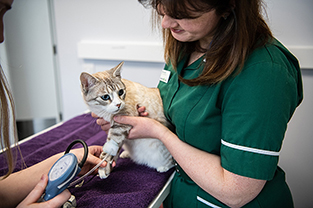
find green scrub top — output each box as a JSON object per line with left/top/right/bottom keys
{"left": 158, "top": 39, "right": 303, "bottom": 208}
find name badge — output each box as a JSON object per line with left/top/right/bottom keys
{"left": 160, "top": 69, "right": 171, "bottom": 83}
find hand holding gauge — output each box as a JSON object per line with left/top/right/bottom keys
{"left": 41, "top": 139, "right": 88, "bottom": 202}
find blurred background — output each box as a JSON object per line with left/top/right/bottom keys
{"left": 0, "top": 0, "right": 312, "bottom": 207}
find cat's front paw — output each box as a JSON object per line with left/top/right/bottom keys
{"left": 98, "top": 152, "right": 114, "bottom": 179}
{"left": 156, "top": 166, "right": 171, "bottom": 173}
{"left": 98, "top": 167, "right": 110, "bottom": 179}
{"left": 156, "top": 162, "right": 175, "bottom": 173}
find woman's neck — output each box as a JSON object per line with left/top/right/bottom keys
{"left": 187, "top": 51, "right": 205, "bottom": 66}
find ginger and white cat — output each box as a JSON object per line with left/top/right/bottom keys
{"left": 80, "top": 62, "right": 174, "bottom": 178}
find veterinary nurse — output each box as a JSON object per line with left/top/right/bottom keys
{"left": 107, "top": 0, "right": 303, "bottom": 207}
{"left": 0, "top": 1, "right": 107, "bottom": 207}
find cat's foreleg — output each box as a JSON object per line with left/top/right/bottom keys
{"left": 98, "top": 139, "right": 119, "bottom": 179}
{"left": 98, "top": 123, "right": 131, "bottom": 179}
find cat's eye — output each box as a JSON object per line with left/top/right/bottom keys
{"left": 118, "top": 89, "right": 124, "bottom": 96}
{"left": 101, "top": 95, "right": 110, "bottom": 101}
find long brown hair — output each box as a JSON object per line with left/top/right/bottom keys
{"left": 0, "top": 65, "right": 19, "bottom": 179}
{"left": 139, "top": 0, "right": 273, "bottom": 85}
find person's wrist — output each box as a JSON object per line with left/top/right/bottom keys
{"left": 154, "top": 121, "right": 171, "bottom": 142}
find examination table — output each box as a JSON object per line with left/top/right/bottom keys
{"left": 0, "top": 113, "right": 174, "bottom": 208}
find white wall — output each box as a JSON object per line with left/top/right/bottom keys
{"left": 53, "top": 0, "right": 164, "bottom": 120}
{"left": 2, "top": 0, "right": 60, "bottom": 121}
{"left": 53, "top": 0, "right": 313, "bottom": 207}
{"left": 266, "top": 0, "right": 313, "bottom": 46}
{"left": 265, "top": 0, "right": 313, "bottom": 68}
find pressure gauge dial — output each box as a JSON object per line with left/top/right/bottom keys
{"left": 41, "top": 139, "right": 88, "bottom": 202}
{"left": 49, "top": 154, "right": 74, "bottom": 181}
{"left": 43, "top": 153, "right": 80, "bottom": 201}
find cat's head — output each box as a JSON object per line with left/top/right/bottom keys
{"left": 80, "top": 62, "right": 126, "bottom": 119}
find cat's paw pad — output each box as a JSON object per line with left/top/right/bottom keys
{"left": 156, "top": 166, "right": 170, "bottom": 173}
{"left": 119, "top": 151, "right": 130, "bottom": 158}
{"left": 98, "top": 167, "right": 109, "bottom": 179}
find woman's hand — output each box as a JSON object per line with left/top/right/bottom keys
{"left": 91, "top": 105, "right": 148, "bottom": 133}
{"left": 17, "top": 174, "right": 71, "bottom": 208}
{"left": 70, "top": 145, "right": 109, "bottom": 176}
{"left": 113, "top": 116, "right": 169, "bottom": 140}
{"left": 0, "top": 146, "right": 110, "bottom": 207}
{"left": 91, "top": 112, "right": 111, "bottom": 133}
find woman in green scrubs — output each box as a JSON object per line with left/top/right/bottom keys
{"left": 99, "top": 0, "right": 303, "bottom": 207}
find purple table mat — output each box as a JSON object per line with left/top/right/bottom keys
{"left": 0, "top": 113, "right": 174, "bottom": 208}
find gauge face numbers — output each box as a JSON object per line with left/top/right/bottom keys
{"left": 49, "top": 154, "right": 74, "bottom": 181}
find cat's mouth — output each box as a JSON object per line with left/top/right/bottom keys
{"left": 113, "top": 108, "right": 121, "bottom": 113}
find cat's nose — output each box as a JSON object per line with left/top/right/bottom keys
{"left": 116, "top": 103, "right": 121, "bottom": 108}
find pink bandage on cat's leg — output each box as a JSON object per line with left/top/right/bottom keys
{"left": 102, "top": 139, "right": 119, "bottom": 156}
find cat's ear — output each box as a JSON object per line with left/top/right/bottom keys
{"left": 112, "top": 61, "right": 124, "bottom": 78}
{"left": 80, "top": 72, "right": 97, "bottom": 93}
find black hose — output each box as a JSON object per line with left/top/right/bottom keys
{"left": 65, "top": 139, "right": 88, "bottom": 168}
